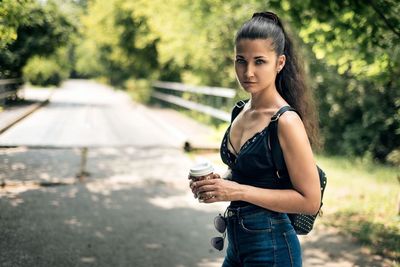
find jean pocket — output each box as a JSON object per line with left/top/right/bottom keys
{"left": 239, "top": 214, "right": 272, "bottom": 233}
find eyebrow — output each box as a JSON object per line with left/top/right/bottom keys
{"left": 236, "top": 55, "right": 267, "bottom": 59}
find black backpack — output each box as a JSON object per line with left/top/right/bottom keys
{"left": 231, "top": 101, "right": 327, "bottom": 235}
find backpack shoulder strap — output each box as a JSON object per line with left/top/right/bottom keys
{"left": 269, "top": 106, "right": 298, "bottom": 178}
{"left": 231, "top": 99, "right": 249, "bottom": 122}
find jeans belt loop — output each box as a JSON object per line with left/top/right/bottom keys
{"left": 228, "top": 207, "right": 241, "bottom": 218}
{"left": 227, "top": 210, "right": 235, "bottom": 217}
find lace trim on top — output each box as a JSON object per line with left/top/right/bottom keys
{"left": 221, "top": 126, "right": 269, "bottom": 167}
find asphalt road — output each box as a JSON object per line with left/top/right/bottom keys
{"left": 0, "top": 80, "right": 181, "bottom": 148}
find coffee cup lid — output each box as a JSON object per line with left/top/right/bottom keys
{"left": 189, "top": 161, "right": 214, "bottom": 177}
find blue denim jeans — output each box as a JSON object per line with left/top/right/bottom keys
{"left": 222, "top": 205, "right": 302, "bottom": 267}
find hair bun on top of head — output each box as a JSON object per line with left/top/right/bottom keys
{"left": 252, "top": 12, "right": 283, "bottom": 28}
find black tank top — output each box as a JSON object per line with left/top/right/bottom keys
{"left": 220, "top": 101, "right": 292, "bottom": 207}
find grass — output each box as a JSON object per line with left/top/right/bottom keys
{"left": 314, "top": 155, "right": 399, "bottom": 262}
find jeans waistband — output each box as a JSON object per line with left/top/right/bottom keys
{"left": 226, "top": 204, "right": 279, "bottom": 218}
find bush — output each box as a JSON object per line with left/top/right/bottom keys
{"left": 124, "top": 78, "right": 152, "bottom": 104}
{"left": 23, "top": 56, "right": 68, "bottom": 86}
{"left": 386, "top": 149, "right": 400, "bottom": 167}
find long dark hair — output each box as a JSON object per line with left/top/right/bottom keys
{"left": 235, "top": 12, "right": 319, "bottom": 147}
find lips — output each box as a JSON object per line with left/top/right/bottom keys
{"left": 243, "top": 81, "right": 256, "bottom": 85}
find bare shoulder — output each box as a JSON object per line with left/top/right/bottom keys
{"left": 277, "top": 110, "right": 308, "bottom": 141}
{"left": 278, "top": 110, "right": 303, "bottom": 129}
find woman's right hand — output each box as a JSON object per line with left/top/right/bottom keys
{"left": 191, "top": 177, "right": 243, "bottom": 203}
{"left": 189, "top": 173, "right": 221, "bottom": 199}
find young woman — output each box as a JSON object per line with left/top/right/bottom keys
{"left": 190, "top": 12, "right": 321, "bottom": 266}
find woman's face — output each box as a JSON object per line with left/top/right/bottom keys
{"left": 235, "top": 39, "right": 285, "bottom": 94}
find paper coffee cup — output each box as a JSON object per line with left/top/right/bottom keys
{"left": 189, "top": 160, "right": 214, "bottom": 181}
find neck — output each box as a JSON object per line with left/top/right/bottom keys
{"left": 249, "top": 86, "right": 284, "bottom": 110}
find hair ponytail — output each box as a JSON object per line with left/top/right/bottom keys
{"left": 236, "top": 12, "right": 319, "bottom": 147}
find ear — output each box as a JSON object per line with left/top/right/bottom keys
{"left": 276, "top": 54, "right": 286, "bottom": 73}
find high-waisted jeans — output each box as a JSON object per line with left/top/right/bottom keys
{"left": 222, "top": 205, "right": 302, "bottom": 267}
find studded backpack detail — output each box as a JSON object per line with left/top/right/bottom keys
{"left": 269, "top": 105, "right": 327, "bottom": 235}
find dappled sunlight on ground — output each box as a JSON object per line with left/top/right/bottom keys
{"left": 1, "top": 146, "right": 230, "bottom": 215}
{"left": 64, "top": 217, "right": 84, "bottom": 228}
{"left": 80, "top": 257, "right": 96, "bottom": 263}
{"left": 197, "top": 257, "right": 225, "bottom": 267}
{"left": 84, "top": 174, "right": 142, "bottom": 195}
{"left": 0, "top": 181, "right": 41, "bottom": 197}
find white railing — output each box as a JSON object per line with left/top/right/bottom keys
{"left": 152, "top": 81, "right": 236, "bottom": 122}
{"left": 0, "top": 78, "right": 23, "bottom": 105}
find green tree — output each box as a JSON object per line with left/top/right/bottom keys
{"left": 76, "top": 0, "right": 158, "bottom": 85}
{"left": 0, "top": 0, "right": 34, "bottom": 50}
{"left": 0, "top": 0, "right": 76, "bottom": 79}
{"left": 141, "top": 0, "right": 266, "bottom": 87}
{"left": 277, "top": 0, "right": 400, "bottom": 162}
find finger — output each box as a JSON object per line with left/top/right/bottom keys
{"left": 191, "top": 182, "right": 203, "bottom": 191}
{"left": 195, "top": 185, "right": 215, "bottom": 194}
{"left": 197, "top": 192, "right": 209, "bottom": 201}
{"left": 202, "top": 193, "right": 219, "bottom": 203}
{"left": 212, "top": 173, "right": 221, "bottom": 179}
{"left": 190, "top": 179, "right": 202, "bottom": 190}
{"left": 203, "top": 198, "right": 216, "bottom": 203}
{"left": 198, "top": 190, "right": 217, "bottom": 200}
{"left": 197, "top": 178, "right": 217, "bottom": 186}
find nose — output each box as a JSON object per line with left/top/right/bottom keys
{"left": 245, "top": 64, "right": 255, "bottom": 79}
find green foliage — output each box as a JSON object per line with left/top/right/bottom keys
{"left": 0, "top": 0, "right": 34, "bottom": 49}
{"left": 277, "top": 0, "right": 400, "bottom": 163}
{"left": 124, "top": 78, "right": 152, "bottom": 103}
{"left": 74, "top": 39, "right": 106, "bottom": 78}
{"left": 77, "top": 0, "right": 159, "bottom": 86}
{"left": 23, "top": 56, "right": 68, "bottom": 86}
{"left": 386, "top": 149, "right": 400, "bottom": 166}
{"left": 6, "top": 0, "right": 398, "bottom": 163}
{"left": 0, "top": 0, "right": 76, "bottom": 79}
{"left": 142, "top": 0, "right": 266, "bottom": 87}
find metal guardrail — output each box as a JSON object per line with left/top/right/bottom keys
{"left": 153, "top": 81, "right": 236, "bottom": 98}
{"left": 0, "top": 78, "right": 23, "bottom": 105}
{"left": 152, "top": 81, "right": 236, "bottom": 122}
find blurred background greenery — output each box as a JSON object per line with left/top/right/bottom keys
{"left": 1, "top": 0, "right": 399, "bottom": 165}
{"left": 1, "top": 0, "right": 399, "bottom": 261}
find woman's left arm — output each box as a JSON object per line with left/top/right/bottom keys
{"left": 192, "top": 111, "right": 321, "bottom": 215}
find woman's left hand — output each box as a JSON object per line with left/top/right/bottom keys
{"left": 190, "top": 178, "right": 243, "bottom": 203}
